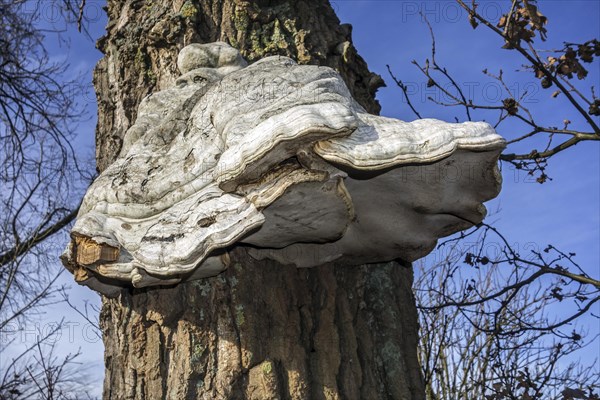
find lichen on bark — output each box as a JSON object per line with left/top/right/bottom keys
{"left": 94, "top": 0, "right": 384, "bottom": 172}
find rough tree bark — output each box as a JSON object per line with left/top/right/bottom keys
{"left": 95, "top": 1, "right": 424, "bottom": 398}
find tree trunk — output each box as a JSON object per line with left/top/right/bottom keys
{"left": 94, "top": 1, "right": 424, "bottom": 398}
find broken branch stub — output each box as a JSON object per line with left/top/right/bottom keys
{"left": 61, "top": 42, "right": 505, "bottom": 296}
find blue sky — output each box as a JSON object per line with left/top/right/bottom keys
{"left": 2, "top": 0, "right": 598, "bottom": 395}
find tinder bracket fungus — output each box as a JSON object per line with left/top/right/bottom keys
{"left": 62, "top": 42, "right": 505, "bottom": 297}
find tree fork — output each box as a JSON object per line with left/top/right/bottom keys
{"left": 95, "top": 1, "right": 423, "bottom": 398}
